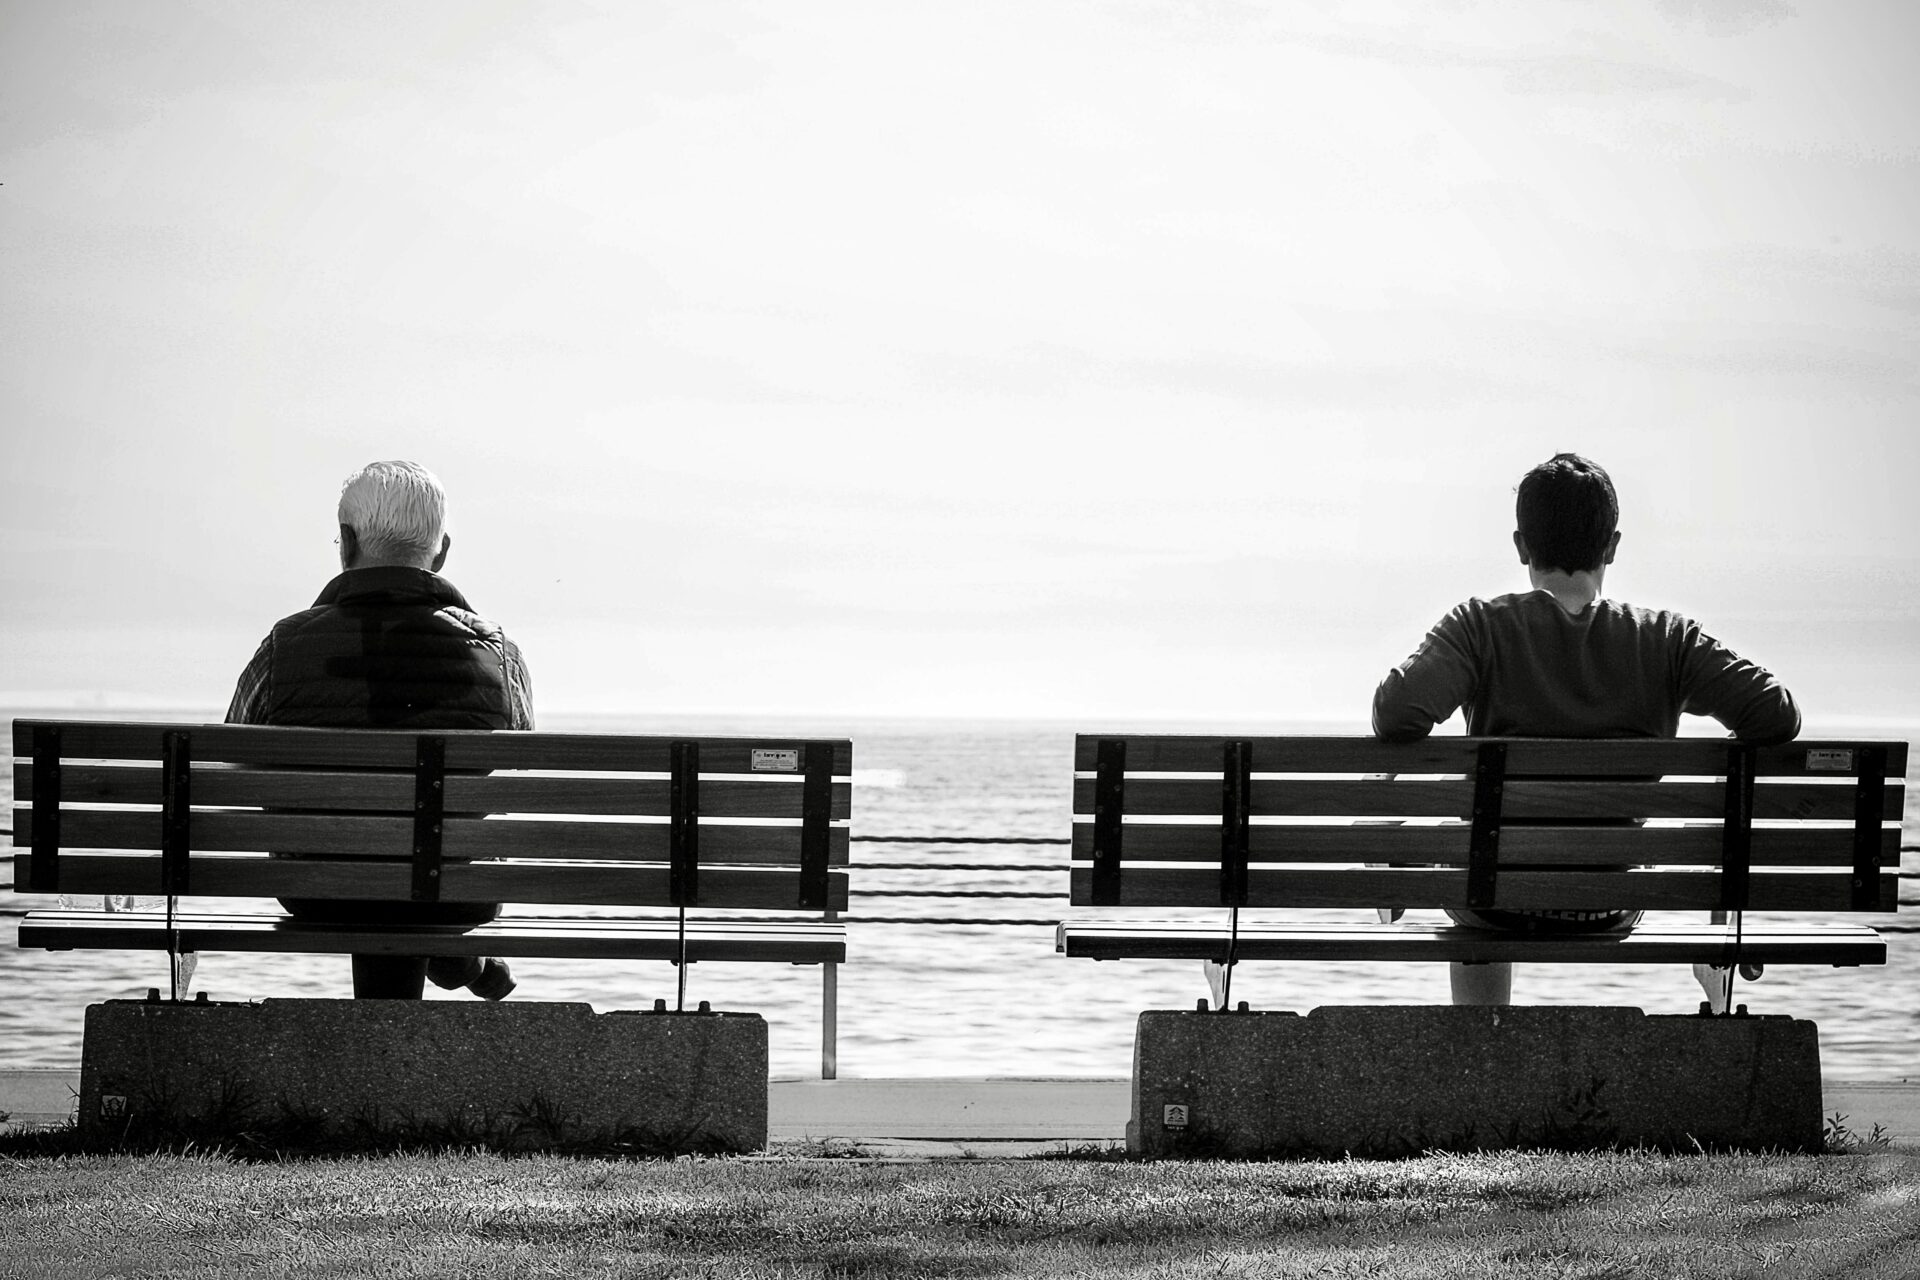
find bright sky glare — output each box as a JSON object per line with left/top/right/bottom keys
{"left": 4, "top": 1, "right": 1917, "bottom": 729}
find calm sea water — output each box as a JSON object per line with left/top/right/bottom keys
{"left": 4, "top": 710, "right": 1915, "bottom": 1081}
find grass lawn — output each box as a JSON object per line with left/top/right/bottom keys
{"left": 1, "top": 1148, "right": 1917, "bottom": 1279}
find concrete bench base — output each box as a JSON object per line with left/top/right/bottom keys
{"left": 78, "top": 998, "right": 767, "bottom": 1154}
{"left": 1131, "top": 1005, "right": 1823, "bottom": 1158}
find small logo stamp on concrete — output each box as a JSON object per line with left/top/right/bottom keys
{"left": 1806, "top": 749, "right": 1855, "bottom": 772}
{"left": 1163, "top": 1104, "right": 1190, "bottom": 1129}
{"left": 101, "top": 1095, "right": 127, "bottom": 1118}
{"left": 751, "top": 748, "right": 801, "bottom": 773}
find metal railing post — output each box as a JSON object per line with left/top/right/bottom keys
{"left": 822, "top": 908, "right": 839, "bottom": 1080}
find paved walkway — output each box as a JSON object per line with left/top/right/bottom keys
{"left": 5, "top": 1070, "right": 1913, "bottom": 1154}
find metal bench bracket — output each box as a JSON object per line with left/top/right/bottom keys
{"left": 28, "top": 724, "right": 62, "bottom": 893}
{"left": 1851, "top": 745, "right": 1886, "bottom": 911}
{"left": 1720, "top": 743, "right": 1754, "bottom": 911}
{"left": 409, "top": 735, "right": 445, "bottom": 903}
{"left": 670, "top": 740, "right": 700, "bottom": 907}
{"left": 159, "top": 730, "right": 192, "bottom": 896}
{"left": 798, "top": 742, "right": 833, "bottom": 910}
{"left": 1220, "top": 740, "right": 1251, "bottom": 908}
{"left": 1092, "top": 739, "right": 1126, "bottom": 906}
{"left": 1466, "top": 742, "right": 1506, "bottom": 911}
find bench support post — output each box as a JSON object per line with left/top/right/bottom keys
{"left": 670, "top": 741, "right": 700, "bottom": 1012}
{"left": 79, "top": 999, "right": 771, "bottom": 1154}
{"left": 1131, "top": 1005, "right": 1825, "bottom": 1157}
{"left": 822, "top": 945, "right": 839, "bottom": 1080}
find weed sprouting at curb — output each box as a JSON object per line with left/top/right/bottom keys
{"left": 1823, "top": 1111, "right": 1893, "bottom": 1153}
{"left": 1025, "top": 1141, "right": 1130, "bottom": 1162}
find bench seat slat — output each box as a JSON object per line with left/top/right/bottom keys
{"left": 1071, "top": 777, "right": 1903, "bottom": 822}
{"left": 17, "top": 763, "right": 853, "bottom": 821}
{"left": 11, "top": 853, "right": 849, "bottom": 911}
{"left": 1068, "top": 866, "right": 1900, "bottom": 912}
{"left": 1069, "top": 823, "right": 1901, "bottom": 867}
{"left": 1055, "top": 920, "right": 1888, "bottom": 966}
{"left": 19, "top": 910, "right": 846, "bottom": 964}
{"left": 15, "top": 810, "right": 851, "bottom": 865}
{"left": 1072, "top": 736, "right": 1908, "bottom": 778}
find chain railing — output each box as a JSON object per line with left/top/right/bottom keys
{"left": 4, "top": 826, "right": 1918, "bottom": 1079}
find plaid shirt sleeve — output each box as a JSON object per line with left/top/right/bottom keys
{"left": 226, "top": 635, "right": 274, "bottom": 725}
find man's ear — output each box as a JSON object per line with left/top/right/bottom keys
{"left": 338, "top": 525, "right": 359, "bottom": 570}
{"left": 1512, "top": 531, "right": 1531, "bottom": 567}
{"left": 430, "top": 533, "right": 451, "bottom": 573}
{"left": 1603, "top": 530, "right": 1621, "bottom": 566}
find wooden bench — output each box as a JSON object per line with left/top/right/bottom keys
{"left": 11, "top": 719, "right": 852, "bottom": 1073}
{"left": 1057, "top": 735, "right": 1905, "bottom": 984}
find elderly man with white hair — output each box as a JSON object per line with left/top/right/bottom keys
{"left": 226, "top": 460, "right": 533, "bottom": 1000}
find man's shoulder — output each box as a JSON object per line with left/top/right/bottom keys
{"left": 1457, "top": 593, "right": 1698, "bottom": 630}
{"left": 436, "top": 605, "right": 513, "bottom": 647}
{"left": 263, "top": 602, "right": 338, "bottom": 635}
{"left": 1593, "top": 598, "right": 1700, "bottom": 635}
{"left": 1438, "top": 592, "right": 1546, "bottom": 624}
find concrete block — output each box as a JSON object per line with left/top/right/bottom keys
{"left": 1131, "top": 1005, "right": 1823, "bottom": 1158}
{"left": 78, "top": 998, "right": 767, "bottom": 1154}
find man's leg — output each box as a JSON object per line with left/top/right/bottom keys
{"left": 1449, "top": 960, "right": 1512, "bottom": 1005}
{"left": 283, "top": 898, "right": 510, "bottom": 999}
{"left": 351, "top": 955, "right": 429, "bottom": 999}
{"left": 425, "top": 955, "right": 517, "bottom": 999}
{"left": 1693, "top": 910, "right": 1763, "bottom": 1013}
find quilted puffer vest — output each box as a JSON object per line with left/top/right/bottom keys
{"left": 261, "top": 567, "right": 514, "bottom": 729}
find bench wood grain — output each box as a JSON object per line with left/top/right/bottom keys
{"left": 12, "top": 719, "right": 852, "bottom": 965}
{"left": 1058, "top": 734, "right": 1905, "bottom": 970}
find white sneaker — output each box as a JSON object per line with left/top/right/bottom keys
{"left": 1202, "top": 960, "right": 1228, "bottom": 1009}
{"left": 1692, "top": 961, "right": 1762, "bottom": 1013}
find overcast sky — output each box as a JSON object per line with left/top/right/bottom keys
{"left": 4, "top": 1, "right": 1917, "bottom": 729}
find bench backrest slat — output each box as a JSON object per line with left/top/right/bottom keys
{"left": 1072, "top": 735, "right": 1908, "bottom": 778}
{"left": 12, "top": 721, "right": 855, "bottom": 776}
{"left": 1069, "top": 822, "right": 1900, "bottom": 869}
{"left": 12, "top": 720, "right": 852, "bottom": 914}
{"left": 1068, "top": 866, "right": 1886, "bottom": 913}
{"left": 17, "top": 762, "right": 853, "bottom": 821}
{"left": 16, "top": 808, "right": 852, "bottom": 866}
{"left": 1071, "top": 735, "right": 1906, "bottom": 914}
{"left": 1070, "top": 777, "right": 1902, "bottom": 823}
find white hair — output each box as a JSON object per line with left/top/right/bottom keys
{"left": 337, "top": 461, "right": 447, "bottom": 563}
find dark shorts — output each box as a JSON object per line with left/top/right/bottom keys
{"left": 1444, "top": 908, "right": 1641, "bottom": 935}
{"left": 277, "top": 898, "right": 499, "bottom": 927}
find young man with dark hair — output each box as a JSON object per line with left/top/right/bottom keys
{"left": 1372, "top": 452, "right": 1800, "bottom": 1006}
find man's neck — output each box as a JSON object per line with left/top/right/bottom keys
{"left": 341, "top": 557, "right": 438, "bottom": 574}
{"left": 1528, "top": 566, "right": 1605, "bottom": 615}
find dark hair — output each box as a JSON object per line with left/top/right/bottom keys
{"left": 1515, "top": 453, "right": 1618, "bottom": 573}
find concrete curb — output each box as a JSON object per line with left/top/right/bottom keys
{"left": 8, "top": 1071, "right": 1914, "bottom": 1151}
